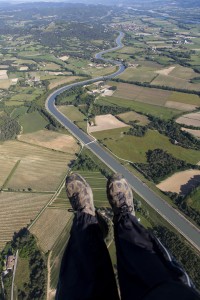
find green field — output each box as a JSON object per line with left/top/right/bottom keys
{"left": 93, "top": 128, "right": 200, "bottom": 165}
{"left": 58, "top": 105, "right": 87, "bottom": 132}
{"left": 97, "top": 96, "right": 180, "bottom": 120}
{"left": 117, "top": 66, "right": 157, "bottom": 82}
{"left": 117, "top": 111, "right": 150, "bottom": 126}
{"left": 187, "top": 188, "right": 200, "bottom": 213}
{"left": 15, "top": 257, "right": 30, "bottom": 290}
{"left": 19, "top": 111, "right": 48, "bottom": 133}
{"left": 11, "top": 106, "right": 28, "bottom": 118}
{"left": 168, "top": 92, "right": 200, "bottom": 106}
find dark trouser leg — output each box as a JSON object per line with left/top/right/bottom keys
{"left": 114, "top": 214, "right": 174, "bottom": 300}
{"left": 56, "top": 212, "right": 119, "bottom": 300}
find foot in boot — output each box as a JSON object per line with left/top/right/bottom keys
{"left": 66, "top": 173, "right": 95, "bottom": 216}
{"left": 107, "top": 173, "right": 135, "bottom": 217}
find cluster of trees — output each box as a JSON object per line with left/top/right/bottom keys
{"left": 73, "top": 153, "right": 100, "bottom": 172}
{"left": 55, "top": 87, "right": 95, "bottom": 110}
{"left": 0, "top": 115, "right": 21, "bottom": 141}
{"left": 153, "top": 225, "right": 200, "bottom": 289}
{"left": 1, "top": 228, "right": 46, "bottom": 300}
{"left": 72, "top": 153, "right": 111, "bottom": 178}
{"left": 91, "top": 104, "right": 129, "bottom": 116}
{"left": 164, "top": 186, "right": 200, "bottom": 226}
{"left": 55, "top": 87, "right": 83, "bottom": 105}
{"left": 135, "top": 149, "right": 192, "bottom": 183}
{"left": 125, "top": 122, "right": 147, "bottom": 137}
{"left": 148, "top": 116, "right": 200, "bottom": 150}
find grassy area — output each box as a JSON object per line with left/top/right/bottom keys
{"left": 97, "top": 96, "right": 181, "bottom": 120}
{"left": 48, "top": 76, "right": 84, "bottom": 90}
{"left": 187, "top": 188, "right": 200, "bottom": 213}
{"left": 168, "top": 92, "right": 200, "bottom": 106}
{"left": 117, "top": 66, "right": 157, "bottom": 82}
{"left": 10, "top": 106, "right": 28, "bottom": 118}
{"left": 15, "top": 257, "right": 30, "bottom": 290}
{"left": 93, "top": 128, "right": 200, "bottom": 165}
{"left": 117, "top": 111, "right": 150, "bottom": 126}
{"left": 58, "top": 105, "right": 87, "bottom": 132}
{"left": 19, "top": 111, "right": 48, "bottom": 134}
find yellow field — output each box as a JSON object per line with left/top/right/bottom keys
{"left": 0, "top": 79, "right": 12, "bottom": 89}
{"left": 0, "top": 192, "right": 51, "bottom": 249}
{"left": 18, "top": 130, "right": 79, "bottom": 154}
{"left": 0, "top": 156, "right": 18, "bottom": 188}
{"left": 30, "top": 208, "right": 72, "bottom": 252}
{"left": 0, "top": 140, "right": 75, "bottom": 191}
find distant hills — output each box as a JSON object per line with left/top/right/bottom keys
{"left": 1, "top": 0, "right": 200, "bottom": 8}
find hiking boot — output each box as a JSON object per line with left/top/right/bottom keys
{"left": 107, "top": 173, "right": 135, "bottom": 218}
{"left": 66, "top": 173, "right": 95, "bottom": 216}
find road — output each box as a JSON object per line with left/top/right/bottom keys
{"left": 45, "top": 32, "right": 200, "bottom": 251}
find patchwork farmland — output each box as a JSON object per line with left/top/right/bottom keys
{"left": 0, "top": 192, "right": 51, "bottom": 249}
{"left": 0, "top": 130, "right": 79, "bottom": 250}
{"left": 0, "top": 140, "right": 75, "bottom": 192}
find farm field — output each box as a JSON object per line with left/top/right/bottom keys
{"left": 176, "top": 112, "right": 200, "bottom": 127}
{"left": 117, "top": 66, "right": 157, "bottom": 82}
{"left": 152, "top": 74, "right": 200, "bottom": 91}
{"left": 19, "top": 111, "right": 49, "bottom": 134}
{"left": 89, "top": 114, "right": 129, "bottom": 133}
{"left": 89, "top": 66, "right": 117, "bottom": 77}
{"left": 97, "top": 96, "right": 180, "bottom": 120}
{"left": 48, "top": 76, "right": 84, "bottom": 90}
{"left": 0, "top": 156, "right": 18, "bottom": 189}
{"left": 58, "top": 105, "right": 87, "bottom": 132}
{"left": 117, "top": 64, "right": 200, "bottom": 91}
{"left": 117, "top": 111, "right": 150, "bottom": 126}
{"left": 113, "top": 82, "right": 200, "bottom": 109}
{"left": 113, "top": 82, "right": 171, "bottom": 106}
{"left": 157, "top": 170, "right": 200, "bottom": 194}
{"left": 181, "top": 128, "right": 200, "bottom": 139}
{"left": 30, "top": 208, "right": 72, "bottom": 252}
{"left": 18, "top": 130, "right": 79, "bottom": 153}
{"left": 0, "top": 192, "right": 51, "bottom": 250}
{"left": 49, "top": 217, "right": 73, "bottom": 290}
{"left": 0, "top": 140, "right": 75, "bottom": 192}
{"left": 164, "top": 101, "right": 197, "bottom": 111}
{"left": 93, "top": 128, "right": 200, "bottom": 165}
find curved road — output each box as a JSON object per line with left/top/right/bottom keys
{"left": 46, "top": 32, "right": 200, "bottom": 251}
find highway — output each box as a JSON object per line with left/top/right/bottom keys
{"left": 46, "top": 32, "right": 200, "bottom": 251}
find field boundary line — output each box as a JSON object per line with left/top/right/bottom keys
{"left": 46, "top": 250, "right": 52, "bottom": 300}
{"left": 2, "top": 160, "right": 21, "bottom": 190}
{"left": 17, "top": 139, "right": 74, "bottom": 155}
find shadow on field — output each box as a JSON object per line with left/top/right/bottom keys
{"left": 180, "top": 175, "right": 200, "bottom": 195}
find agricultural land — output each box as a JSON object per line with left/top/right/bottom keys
{"left": 0, "top": 1, "right": 200, "bottom": 299}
